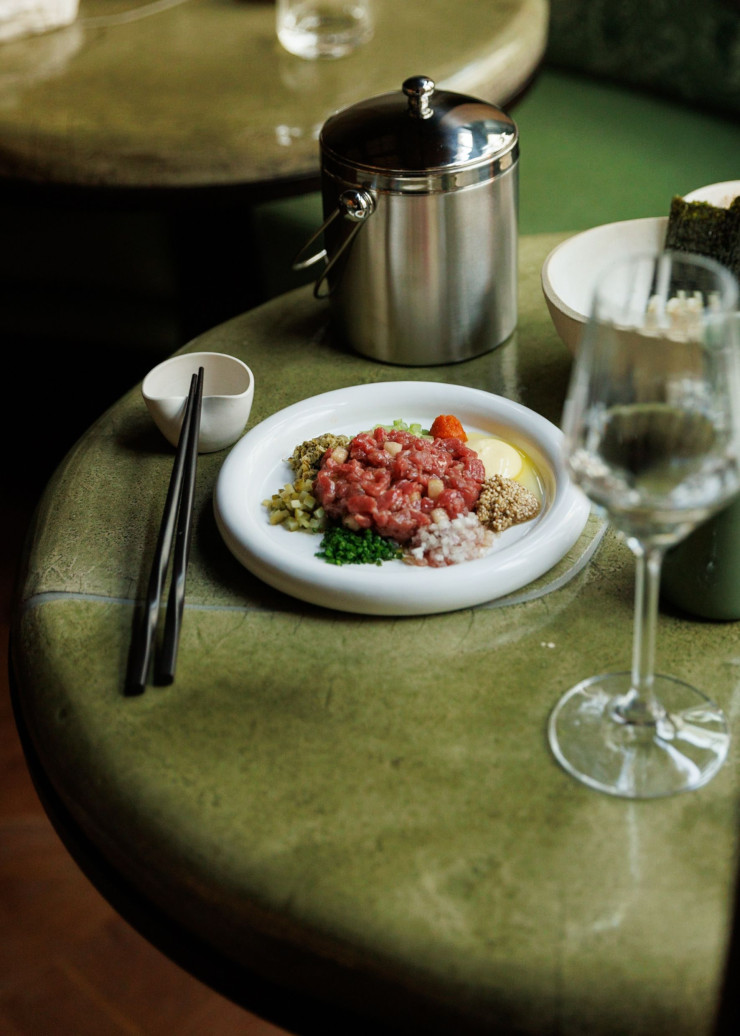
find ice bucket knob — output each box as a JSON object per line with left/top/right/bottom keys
{"left": 402, "top": 75, "right": 435, "bottom": 119}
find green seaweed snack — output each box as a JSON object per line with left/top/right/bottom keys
{"left": 664, "top": 195, "right": 740, "bottom": 279}
{"left": 316, "top": 525, "right": 403, "bottom": 566}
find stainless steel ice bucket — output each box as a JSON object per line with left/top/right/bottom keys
{"left": 296, "top": 75, "right": 519, "bottom": 366}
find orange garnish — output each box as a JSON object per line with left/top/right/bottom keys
{"left": 429, "top": 414, "right": 467, "bottom": 441}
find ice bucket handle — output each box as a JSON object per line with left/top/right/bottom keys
{"left": 292, "top": 188, "right": 375, "bottom": 299}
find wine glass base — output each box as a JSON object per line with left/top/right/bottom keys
{"left": 548, "top": 672, "right": 730, "bottom": 799}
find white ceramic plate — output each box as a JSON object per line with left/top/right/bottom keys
{"left": 213, "top": 382, "right": 590, "bottom": 615}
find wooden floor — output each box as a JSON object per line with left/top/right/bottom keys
{"left": 0, "top": 474, "right": 289, "bottom": 1034}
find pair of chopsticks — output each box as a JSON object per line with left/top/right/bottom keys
{"left": 126, "top": 367, "right": 204, "bottom": 696}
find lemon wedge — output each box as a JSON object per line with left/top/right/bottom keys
{"left": 467, "top": 435, "right": 523, "bottom": 479}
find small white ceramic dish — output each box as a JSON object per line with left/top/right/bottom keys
{"left": 541, "top": 216, "right": 668, "bottom": 354}
{"left": 143, "top": 351, "right": 254, "bottom": 453}
{"left": 213, "top": 381, "right": 590, "bottom": 616}
{"left": 685, "top": 180, "right": 740, "bottom": 207}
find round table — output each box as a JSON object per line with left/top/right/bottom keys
{"left": 10, "top": 232, "right": 739, "bottom": 1035}
{"left": 0, "top": 0, "right": 549, "bottom": 191}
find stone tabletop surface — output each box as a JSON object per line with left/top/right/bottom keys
{"left": 0, "top": 0, "right": 548, "bottom": 189}
{"left": 12, "top": 233, "right": 740, "bottom": 1035}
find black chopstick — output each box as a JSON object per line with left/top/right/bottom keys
{"left": 155, "top": 366, "right": 203, "bottom": 685}
{"left": 126, "top": 366, "right": 204, "bottom": 696}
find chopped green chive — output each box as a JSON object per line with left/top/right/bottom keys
{"left": 316, "top": 525, "right": 403, "bottom": 566}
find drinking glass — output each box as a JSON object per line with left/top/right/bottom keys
{"left": 276, "top": 0, "right": 374, "bottom": 60}
{"left": 548, "top": 250, "right": 740, "bottom": 798}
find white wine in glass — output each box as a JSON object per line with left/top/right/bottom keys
{"left": 549, "top": 250, "right": 740, "bottom": 798}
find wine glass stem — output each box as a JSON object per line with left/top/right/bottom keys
{"left": 618, "top": 544, "right": 666, "bottom": 725}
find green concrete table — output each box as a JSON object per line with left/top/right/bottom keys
{"left": 11, "top": 233, "right": 740, "bottom": 1035}
{"left": 0, "top": 0, "right": 549, "bottom": 190}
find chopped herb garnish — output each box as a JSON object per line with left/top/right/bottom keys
{"left": 316, "top": 525, "right": 403, "bottom": 566}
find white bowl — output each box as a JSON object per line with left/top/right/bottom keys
{"left": 541, "top": 216, "right": 668, "bottom": 353}
{"left": 142, "top": 352, "right": 254, "bottom": 453}
{"left": 684, "top": 180, "right": 740, "bottom": 208}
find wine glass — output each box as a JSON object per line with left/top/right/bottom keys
{"left": 548, "top": 250, "right": 740, "bottom": 798}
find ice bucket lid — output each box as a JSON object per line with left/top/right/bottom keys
{"left": 320, "top": 75, "right": 518, "bottom": 193}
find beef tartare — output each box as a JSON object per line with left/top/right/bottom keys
{"left": 313, "top": 426, "right": 486, "bottom": 543}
